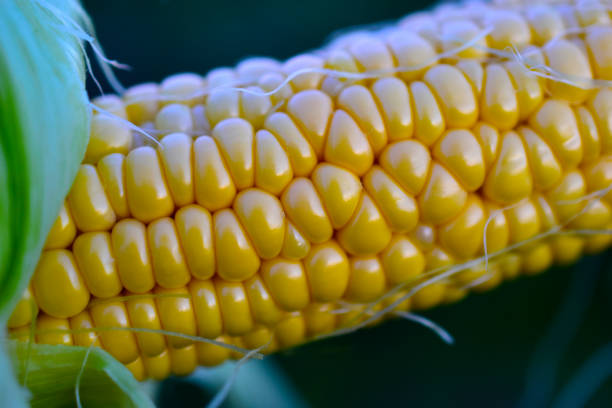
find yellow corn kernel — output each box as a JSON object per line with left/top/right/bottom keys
{"left": 155, "top": 286, "right": 197, "bottom": 349}
{"left": 287, "top": 90, "right": 333, "bottom": 157}
{"left": 97, "top": 153, "right": 130, "bottom": 218}
{"left": 543, "top": 39, "right": 593, "bottom": 104}
{"left": 411, "top": 282, "right": 447, "bottom": 311}
{"left": 126, "top": 357, "right": 147, "bottom": 382}
{"left": 387, "top": 31, "right": 436, "bottom": 81}
{"left": 589, "top": 89, "right": 612, "bottom": 153}
{"left": 418, "top": 163, "right": 468, "bottom": 225}
{"left": 206, "top": 67, "right": 236, "bottom": 89}
{"left": 73, "top": 232, "right": 122, "bottom": 298}
{"left": 338, "top": 193, "right": 392, "bottom": 255}
{"left": 584, "top": 224, "right": 612, "bottom": 254}
{"left": 264, "top": 112, "right": 317, "bottom": 176}
{"left": 483, "top": 131, "right": 533, "bottom": 204}
{"left": 213, "top": 209, "right": 260, "bottom": 281}
{"left": 84, "top": 114, "right": 131, "bottom": 164}
{"left": 125, "top": 147, "right": 174, "bottom": 223}
{"left": 456, "top": 60, "right": 484, "bottom": 97}
{"left": 506, "top": 199, "right": 541, "bottom": 245}
{"left": 69, "top": 310, "right": 101, "bottom": 348}
{"left": 196, "top": 337, "right": 231, "bottom": 367}
{"left": 143, "top": 349, "right": 171, "bottom": 381}
{"left": 505, "top": 61, "right": 544, "bottom": 121}
{"left": 261, "top": 258, "right": 310, "bottom": 311}
{"left": 484, "top": 10, "right": 531, "bottom": 50}
{"left": 525, "top": 5, "right": 565, "bottom": 45}
{"left": 237, "top": 57, "right": 279, "bottom": 82}
{"left": 438, "top": 194, "right": 486, "bottom": 259}
{"left": 551, "top": 235, "right": 585, "bottom": 265}
{"left": 575, "top": 106, "right": 601, "bottom": 163}
{"left": 349, "top": 36, "right": 394, "bottom": 73}
{"left": 522, "top": 244, "right": 554, "bottom": 276}
{"left": 379, "top": 140, "right": 431, "bottom": 195}
{"left": 481, "top": 64, "right": 519, "bottom": 131}
{"left": 282, "top": 178, "right": 333, "bottom": 244}
{"left": 529, "top": 99, "right": 583, "bottom": 169}
{"left": 125, "top": 295, "right": 166, "bottom": 357}
{"left": 345, "top": 256, "right": 386, "bottom": 303}
{"left": 8, "top": 286, "right": 38, "bottom": 329}
{"left": 482, "top": 201, "right": 510, "bottom": 254}
{"left": 441, "top": 19, "right": 488, "bottom": 59}
{"left": 215, "top": 279, "right": 254, "bottom": 336}
{"left": 337, "top": 85, "right": 387, "bottom": 154}
{"left": 175, "top": 205, "right": 214, "bottom": 280}
{"left": 433, "top": 129, "right": 485, "bottom": 192}
{"left": 193, "top": 135, "right": 236, "bottom": 211}
{"left": 409, "top": 81, "right": 446, "bottom": 146}
{"left": 169, "top": 344, "right": 198, "bottom": 376}
{"left": 583, "top": 156, "right": 612, "bottom": 204}
{"left": 303, "top": 303, "right": 337, "bottom": 336}
{"left": 381, "top": 235, "right": 425, "bottom": 286}
{"left": 234, "top": 189, "right": 285, "bottom": 260}
{"left": 206, "top": 88, "right": 240, "bottom": 127}
{"left": 312, "top": 163, "right": 362, "bottom": 229}
{"left": 283, "top": 54, "right": 324, "bottom": 91}
{"left": 68, "top": 165, "right": 116, "bottom": 232}
{"left": 472, "top": 122, "right": 499, "bottom": 172}
{"left": 212, "top": 118, "right": 255, "bottom": 190}
{"left": 499, "top": 253, "right": 522, "bottom": 280}
{"left": 254, "top": 130, "right": 293, "bottom": 195}
{"left": 192, "top": 104, "right": 211, "bottom": 134}
{"left": 324, "top": 109, "right": 374, "bottom": 176}
{"left": 371, "top": 77, "right": 413, "bottom": 142}
{"left": 244, "top": 274, "right": 284, "bottom": 326}
{"left": 519, "top": 127, "right": 563, "bottom": 190}
{"left": 189, "top": 279, "right": 223, "bottom": 339}
{"left": 364, "top": 166, "right": 418, "bottom": 233}
{"left": 159, "top": 73, "right": 205, "bottom": 106}
{"left": 424, "top": 64, "right": 478, "bottom": 129}
{"left": 425, "top": 245, "right": 455, "bottom": 271}
{"left": 90, "top": 301, "right": 139, "bottom": 364}
{"left": 240, "top": 86, "right": 272, "bottom": 129}
{"left": 155, "top": 103, "right": 193, "bottom": 135}
{"left": 32, "top": 250, "right": 90, "bottom": 318}
{"left": 547, "top": 170, "right": 587, "bottom": 222}
{"left": 36, "top": 315, "right": 73, "bottom": 346}
{"left": 124, "top": 83, "right": 159, "bottom": 124}
{"left": 258, "top": 72, "right": 294, "bottom": 106}
{"left": 242, "top": 326, "right": 274, "bottom": 351}
{"left": 44, "top": 201, "right": 77, "bottom": 250}
{"left": 92, "top": 95, "right": 126, "bottom": 119}
{"left": 159, "top": 133, "right": 194, "bottom": 207}
{"left": 304, "top": 241, "right": 350, "bottom": 302}
{"left": 281, "top": 221, "right": 311, "bottom": 260}
{"left": 147, "top": 217, "right": 191, "bottom": 289}
{"left": 111, "top": 219, "right": 155, "bottom": 293}
{"left": 570, "top": 198, "right": 611, "bottom": 230}
{"left": 586, "top": 26, "right": 612, "bottom": 81}
{"left": 274, "top": 313, "right": 306, "bottom": 349}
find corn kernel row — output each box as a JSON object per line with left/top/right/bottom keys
{"left": 8, "top": 0, "right": 612, "bottom": 380}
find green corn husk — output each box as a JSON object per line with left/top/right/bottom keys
{"left": 0, "top": 1, "right": 153, "bottom": 406}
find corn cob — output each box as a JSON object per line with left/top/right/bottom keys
{"left": 8, "top": 0, "right": 612, "bottom": 381}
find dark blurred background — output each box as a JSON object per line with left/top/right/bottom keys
{"left": 82, "top": 1, "right": 612, "bottom": 406}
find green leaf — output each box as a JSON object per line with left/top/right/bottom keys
{"left": 7, "top": 341, "right": 155, "bottom": 408}
{"left": 0, "top": 2, "right": 155, "bottom": 407}
{"left": 0, "top": 0, "right": 89, "bottom": 317}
